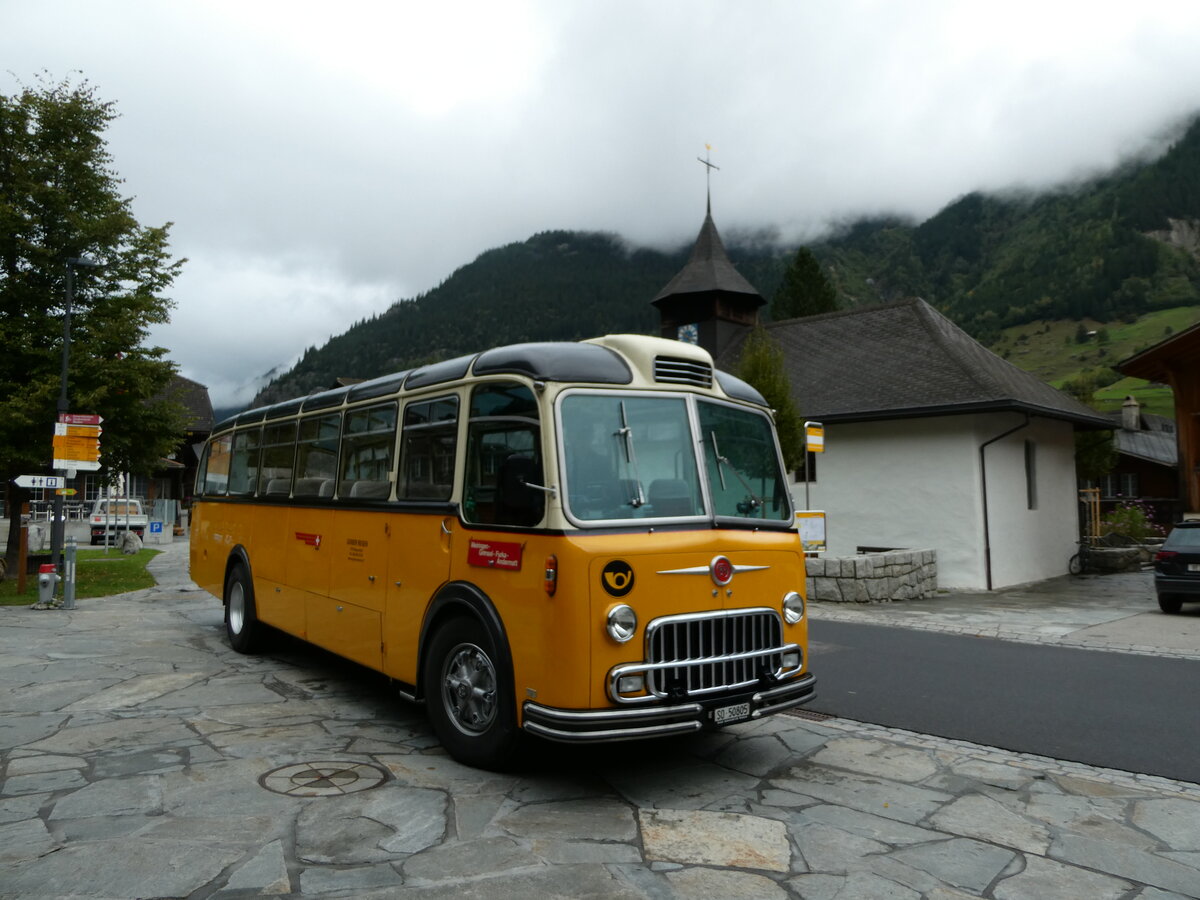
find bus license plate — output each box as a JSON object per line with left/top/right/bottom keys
{"left": 713, "top": 702, "right": 751, "bottom": 726}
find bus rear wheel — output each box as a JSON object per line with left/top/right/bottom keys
{"left": 424, "top": 616, "right": 518, "bottom": 769}
{"left": 225, "top": 564, "right": 265, "bottom": 653}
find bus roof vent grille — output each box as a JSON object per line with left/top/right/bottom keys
{"left": 654, "top": 356, "right": 713, "bottom": 388}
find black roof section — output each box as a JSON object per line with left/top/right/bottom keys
{"left": 714, "top": 370, "right": 767, "bottom": 407}
{"left": 716, "top": 298, "right": 1113, "bottom": 429}
{"left": 347, "top": 371, "right": 410, "bottom": 403}
{"left": 473, "top": 342, "right": 632, "bottom": 384}
{"left": 212, "top": 340, "right": 645, "bottom": 434}
{"left": 651, "top": 206, "right": 763, "bottom": 306}
{"left": 404, "top": 354, "right": 475, "bottom": 391}
{"left": 263, "top": 397, "right": 305, "bottom": 421}
{"left": 302, "top": 387, "right": 351, "bottom": 412}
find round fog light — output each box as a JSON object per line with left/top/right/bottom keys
{"left": 607, "top": 604, "right": 637, "bottom": 643}
{"left": 783, "top": 590, "right": 805, "bottom": 624}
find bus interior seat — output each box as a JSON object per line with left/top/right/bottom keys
{"left": 648, "top": 478, "right": 695, "bottom": 517}
{"left": 264, "top": 478, "right": 292, "bottom": 496}
{"left": 348, "top": 480, "right": 391, "bottom": 499}
{"left": 293, "top": 477, "right": 332, "bottom": 498}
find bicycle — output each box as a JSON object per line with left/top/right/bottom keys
{"left": 1068, "top": 540, "right": 1094, "bottom": 576}
{"left": 1069, "top": 533, "right": 1138, "bottom": 576}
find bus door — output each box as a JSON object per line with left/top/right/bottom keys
{"left": 382, "top": 395, "right": 461, "bottom": 685}
{"left": 312, "top": 402, "right": 397, "bottom": 669}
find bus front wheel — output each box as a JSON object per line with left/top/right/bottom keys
{"left": 225, "top": 564, "right": 265, "bottom": 654}
{"left": 424, "top": 616, "right": 519, "bottom": 769}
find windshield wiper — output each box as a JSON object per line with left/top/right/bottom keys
{"left": 710, "top": 431, "right": 764, "bottom": 512}
{"left": 616, "top": 401, "right": 646, "bottom": 507}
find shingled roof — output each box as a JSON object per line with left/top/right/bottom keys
{"left": 651, "top": 207, "right": 763, "bottom": 305}
{"left": 166, "top": 375, "right": 214, "bottom": 433}
{"left": 716, "top": 298, "right": 1112, "bottom": 429}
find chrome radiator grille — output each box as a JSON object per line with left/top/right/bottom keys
{"left": 645, "top": 608, "right": 786, "bottom": 698}
{"left": 653, "top": 356, "right": 713, "bottom": 388}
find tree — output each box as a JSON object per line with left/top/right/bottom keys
{"left": 737, "top": 326, "right": 804, "bottom": 471}
{"left": 1, "top": 77, "right": 185, "bottom": 567}
{"left": 1060, "top": 375, "right": 1117, "bottom": 482}
{"left": 770, "top": 246, "right": 838, "bottom": 321}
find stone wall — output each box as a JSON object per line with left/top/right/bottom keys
{"left": 806, "top": 549, "right": 937, "bottom": 603}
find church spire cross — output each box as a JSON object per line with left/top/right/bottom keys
{"left": 697, "top": 143, "right": 719, "bottom": 213}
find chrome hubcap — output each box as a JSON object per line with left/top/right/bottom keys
{"left": 228, "top": 581, "right": 245, "bottom": 634}
{"left": 441, "top": 642, "right": 497, "bottom": 735}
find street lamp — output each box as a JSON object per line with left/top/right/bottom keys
{"left": 49, "top": 255, "right": 102, "bottom": 572}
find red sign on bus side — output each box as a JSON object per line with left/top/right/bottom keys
{"left": 467, "top": 539, "right": 523, "bottom": 571}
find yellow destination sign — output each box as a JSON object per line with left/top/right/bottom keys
{"left": 61, "top": 424, "right": 101, "bottom": 438}
{"left": 52, "top": 435, "right": 101, "bottom": 461}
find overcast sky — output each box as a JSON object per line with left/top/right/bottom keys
{"left": 6, "top": 1, "right": 1200, "bottom": 409}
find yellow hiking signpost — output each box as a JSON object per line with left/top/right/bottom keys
{"left": 52, "top": 414, "right": 103, "bottom": 471}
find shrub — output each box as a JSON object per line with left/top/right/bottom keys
{"left": 1101, "top": 499, "right": 1164, "bottom": 542}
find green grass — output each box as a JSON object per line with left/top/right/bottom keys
{"left": 0, "top": 547, "right": 161, "bottom": 605}
{"left": 988, "top": 305, "right": 1200, "bottom": 418}
{"left": 1092, "top": 378, "right": 1177, "bottom": 418}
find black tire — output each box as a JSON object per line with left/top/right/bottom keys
{"left": 224, "top": 564, "right": 265, "bottom": 653}
{"left": 1068, "top": 553, "right": 1083, "bottom": 576}
{"left": 1157, "top": 593, "right": 1183, "bottom": 614}
{"left": 423, "top": 615, "right": 519, "bottom": 769}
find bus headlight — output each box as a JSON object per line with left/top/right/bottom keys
{"left": 782, "top": 591, "right": 805, "bottom": 624}
{"left": 606, "top": 604, "right": 637, "bottom": 643}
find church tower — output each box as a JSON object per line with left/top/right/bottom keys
{"left": 651, "top": 160, "right": 764, "bottom": 358}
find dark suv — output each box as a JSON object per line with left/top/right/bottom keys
{"left": 1154, "top": 521, "right": 1200, "bottom": 613}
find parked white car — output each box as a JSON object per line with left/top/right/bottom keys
{"left": 89, "top": 499, "right": 149, "bottom": 546}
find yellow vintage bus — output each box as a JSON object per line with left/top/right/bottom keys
{"left": 191, "top": 334, "right": 815, "bottom": 767}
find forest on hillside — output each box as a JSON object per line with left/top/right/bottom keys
{"left": 253, "top": 116, "right": 1200, "bottom": 408}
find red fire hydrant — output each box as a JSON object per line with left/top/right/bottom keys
{"left": 37, "top": 563, "right": 59, "bottom": 606}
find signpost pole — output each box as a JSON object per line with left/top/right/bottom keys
{"left": 802, "top": 421, "right": 824, "bottom": 512}
{"left": 49, "top": 265, "right": 75, "bottom": 578}
{"left": 17, "top": 503, "right": 29, "bottom": 596}
{"left": 63, "top": 537, "right": 77, "bottom": 610}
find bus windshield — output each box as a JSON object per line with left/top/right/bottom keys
{"left": 560, "top": 393, "right": 790, "bottom": 524}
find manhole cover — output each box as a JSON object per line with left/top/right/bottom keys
{"left": 260, "top": 761, "right": 389, "bottom": 796}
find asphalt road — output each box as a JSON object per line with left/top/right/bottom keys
{"left": 808, "top": 620, "right": 1200, "bottom": 784}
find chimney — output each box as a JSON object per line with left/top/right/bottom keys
{"left": 1121, "top": 395, "right": 1141, "bottom": 431}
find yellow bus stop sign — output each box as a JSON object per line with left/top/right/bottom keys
{"left": 805, "top": 422, "right": 824, "bottom": 453}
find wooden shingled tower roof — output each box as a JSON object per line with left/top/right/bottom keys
{"left": 651, "top": 198, "right": 765, "bottom": 357}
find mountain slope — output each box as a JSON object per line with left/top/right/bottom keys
{"left": 819, "top": 117, "right": 1200, "bottom": 338}
{"left": 252, "top": 116, "right": 1200, "bottom": 408}
{"left": 252, "top": 230, "right": 785, "bottom": 405}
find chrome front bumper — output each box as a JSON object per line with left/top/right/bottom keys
{"left": 521, "top": 671, "right": 817, "bottom": 743}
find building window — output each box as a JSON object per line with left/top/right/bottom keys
{"left": 1024, "top": 440, "right": 1037, "bottom": 510}
{"left": 1101, "top": 473, "right": 1138, "bottom": 499}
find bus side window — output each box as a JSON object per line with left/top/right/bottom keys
{"left": 228, "top": 428, "right": 262, "bottom": 496}
{"left": 200, "top": 433, "right": 232, "bottom": 496}
{"left": 463, "top": 383, "right": 543, "bottom": 527}
{"left": 398, "top": 396, "right": 459, "bottom": 501}
{"left": 339, "top": 403, "right": 397, "bottom": 500}
{"left": 294, "top": 413, "right": 340, "bottom": 498}
{"left": 259, "top": 421, "right": 297, "bottom": 496}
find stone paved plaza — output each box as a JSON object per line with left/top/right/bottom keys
{"left": 1, "top": 540, "right": 1198, "bottom": 898}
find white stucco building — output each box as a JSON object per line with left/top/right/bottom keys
{"left": 724, "top": 298, "right": 1113, "bottom": 590}
{"left": 652, "top": 206, "right": 1112, "bottom": 590}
